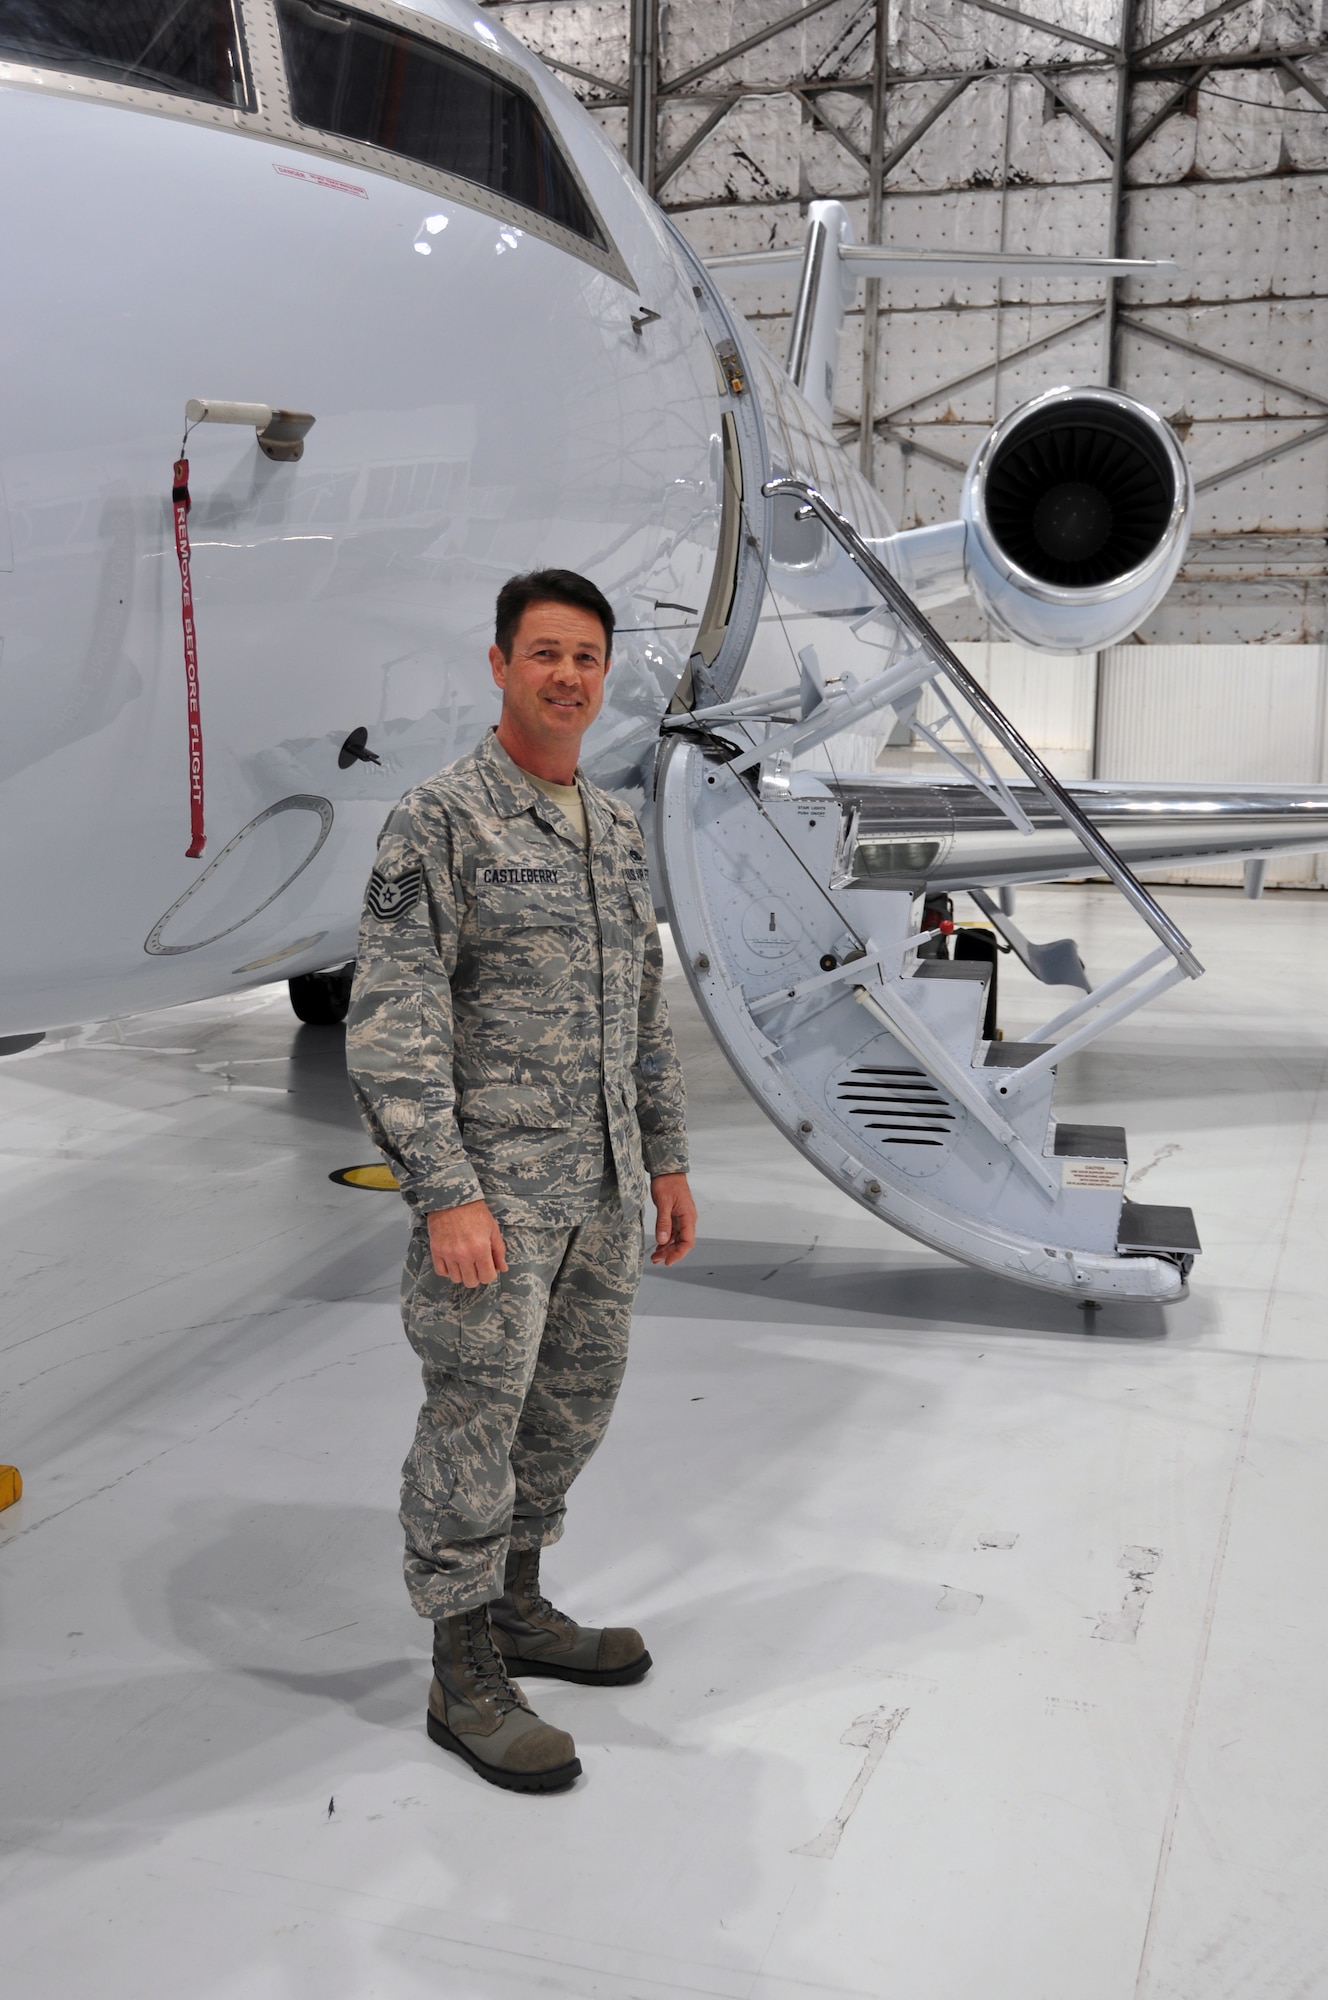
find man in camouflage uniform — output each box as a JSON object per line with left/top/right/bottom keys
{"left": 347, "top": 569, "right": 695, "bottom": 1794}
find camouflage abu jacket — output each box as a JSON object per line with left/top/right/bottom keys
{"left": 346, "top": 728, "right": 689, "bottom": 1225}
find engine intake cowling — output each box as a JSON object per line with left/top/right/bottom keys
{"left": 960, "top": 387, "right": 1192, "bottom": 652}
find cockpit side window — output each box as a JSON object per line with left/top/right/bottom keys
{"left": 0, "top": 0, "right": 252, "bottom": 107}
{"left": 275, "top": 0, "right": 606, "bottom": 249}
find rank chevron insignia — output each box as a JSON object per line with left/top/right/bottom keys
{"left": 366, "top": 864, "right": 423, "bottom": 923}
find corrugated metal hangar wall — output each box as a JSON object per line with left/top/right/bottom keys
{"left": 487, "top": 0, "right": 1328, "bottom": 882}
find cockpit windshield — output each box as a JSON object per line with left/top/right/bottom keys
{"left": 0, "top": 0, "right": 252, "bottom": 107}
{"left": 275, "top": 0, "right": 606, "bottom": 248}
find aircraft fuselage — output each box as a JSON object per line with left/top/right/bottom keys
{"left": 0, "top": 5, "right": 730, "bottom": 1031}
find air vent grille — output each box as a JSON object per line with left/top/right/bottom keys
{"left": 834, "top": 1065, "right": 955, "bottom": 1148}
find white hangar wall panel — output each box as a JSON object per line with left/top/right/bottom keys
{"left": 925, "top": 645, "right": 1099, "bottom": 782}
{"left": 790, "top": 642, "right": 1096, "bottom": 778}
{"left": 789, "top": 642, "right": 1098, "bottom": 781}
{"left": 903, "top": 643, "right": 1328, "bottom": 886}
{"left": 1097, "top": 644, "right": 1328, "bottom": 885}
{"left": 1098, "top": 647, "right": 1328, "bottom": 787}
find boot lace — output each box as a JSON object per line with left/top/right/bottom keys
{"left": 458, "top": 1607, "right": 524, "bottom": 1714}
{"left": 513, "top": 1555, "right": 575, "bottom": 1637}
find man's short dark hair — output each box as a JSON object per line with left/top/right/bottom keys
{"left": 494, "top": 569, "right": 615, "bottom": 663}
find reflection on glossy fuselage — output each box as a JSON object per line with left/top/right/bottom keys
{"left": 0, "top": 1, "right": 752, "bottom": 1031}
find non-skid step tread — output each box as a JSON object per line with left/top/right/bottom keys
{"left": 914, "top": 960, "right": 990, "bottom": 982}
{"left": 983, "top": 1041, "right": 1054, "bottom": 1068}
{"left": 1054, "top": 1123, "right": 1128, "bottom": 1160}
{"left": 1117, "top": 1201, "right": 1201, "bottom": 1255}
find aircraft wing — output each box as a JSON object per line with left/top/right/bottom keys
{"left": 829, "top": 775, "right": 1328, "bottom": 896}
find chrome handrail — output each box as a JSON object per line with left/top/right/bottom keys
{"left": 762, "top": 476, "right": 1204, "bottom": 980}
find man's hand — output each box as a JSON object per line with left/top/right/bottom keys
{"left": 427, "top": 1199, "right": 508, "bottom": 1287}
{"left": 650, "top": 1172, "right": 697, "bottom": 1267}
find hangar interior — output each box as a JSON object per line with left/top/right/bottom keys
{"left": 491, "top": 0, "right": 1328, "bottom": 880}
{"left": 3, "top": 4, "right": 1328, "bottom": 1998}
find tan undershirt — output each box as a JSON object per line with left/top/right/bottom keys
{"left": 527, "top": 772, "right": 587, "bottom": 846}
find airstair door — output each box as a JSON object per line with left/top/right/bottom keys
{"left": 653, "top": 480, "right": 1203, "bottom": 1304}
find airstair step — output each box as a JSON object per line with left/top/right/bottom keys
{"left": 915, "top": 960, "right": 989, "bottom": 982}
{"left": 656, "top": 733, "right": 1197, "bottom": 1304}
{"left": 1054, "top": 1123, "right": 1127, "bottom": 1160}
{"left": 1117, "top": 1201, "right": 1201, "bottom": 1257}
{"left": 983, "top": 1041, "right": 1054, "bottom": 1068}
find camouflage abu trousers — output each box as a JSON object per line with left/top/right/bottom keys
{"left": 399, "top": 1184, "right": 645, "bottom": 1620}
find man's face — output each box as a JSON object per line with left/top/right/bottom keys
{"left": 489, "top": 601, "right": 609, "bottom": 756}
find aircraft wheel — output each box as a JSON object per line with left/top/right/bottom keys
{"left": 289, "top": 964, "right": 354, "bottom": 1026}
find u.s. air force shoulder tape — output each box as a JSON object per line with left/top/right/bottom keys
{"left": 367, "top": 863, "right": 424, "bottom": 923}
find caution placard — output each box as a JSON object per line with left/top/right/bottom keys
{"left": 1063, "top": 1159, "right": 1127, "bottom": 1190}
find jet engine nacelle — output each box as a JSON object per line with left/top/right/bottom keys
{"left": 959, "top": 386, "right": 1192, "bottom": 653}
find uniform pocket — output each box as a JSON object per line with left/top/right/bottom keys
{"left": 473, "top": 861, "right": 579, "bottom": 930}
{"left": 474, "top": 897, "right": 574, "bottom": 932}
{"left": 452, "top": 1271, "right": 513, "bottom": 1373}
{"left": 400, "top": 1430, "right": 458, "bottom": 1514}
{"left": 458, "top": 1083, "right": 572, "bottom": 1132}
{"left": 471, "top": 896, "right": 580, "bottom": 991}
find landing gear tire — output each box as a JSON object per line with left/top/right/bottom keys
{"left": 288, "top": 964, "right": 354, "bottom": 1026}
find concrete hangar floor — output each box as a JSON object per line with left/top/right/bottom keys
{"left": 0, "top": 882, "right": 1323, "bottom": 2000}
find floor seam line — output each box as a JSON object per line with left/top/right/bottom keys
{"left": 1131, "top": 1058, "right": 1327, "bottom": 1998}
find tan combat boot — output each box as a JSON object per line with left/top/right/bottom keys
{"left": 428, "top": 1603, "right": 581, "bottom": 1792}
{"left": 490, "top": 1547, "right": 652, "bottom": 1686}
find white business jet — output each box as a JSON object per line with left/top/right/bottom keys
{"left": 2, "top": 0, "right": 1325, "bottom": 1300}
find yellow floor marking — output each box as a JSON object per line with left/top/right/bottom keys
{"left": 329, "top": 1163, "right": 400, "bottom": 1191}
{"left": 0, "top": 1466, "right": 22, "bottom": 1510}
